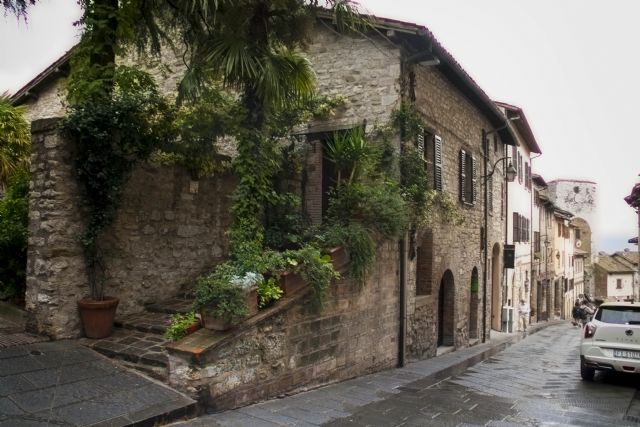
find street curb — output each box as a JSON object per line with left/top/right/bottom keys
{"left": 399, "top": 320, "right": 566, "bottom": 392}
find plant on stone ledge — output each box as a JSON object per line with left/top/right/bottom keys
{"left": 164, "top": 311, "right": 200, "bottom": 341}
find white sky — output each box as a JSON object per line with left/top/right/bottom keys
{"left": 1, "top": 0, "right": 639, "bottom": 252}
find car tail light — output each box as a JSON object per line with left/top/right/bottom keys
{"left": 584, "top": 323, "right": 597, "bottom": 339}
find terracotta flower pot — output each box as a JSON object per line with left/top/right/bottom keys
{"left": 201, "top": 288, "right": 258, "bottom": 331}
{"left": 78, "top": 296, "right": 119, "bottom": 339}
{"left": 201, "top": 311, "right": 233, "bottom": 331}
{"left": 328, "top": 246, "right": 350, "bottom": 272}
{"left": 279, "top": 272, "right": 306, "bottom": 296}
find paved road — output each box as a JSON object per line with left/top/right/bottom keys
{"left": 179, "top": 323, "right": 640, "bottom": 426}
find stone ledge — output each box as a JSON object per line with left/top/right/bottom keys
{"left": 166, "top": 287, "right": 311, "bottom": 363}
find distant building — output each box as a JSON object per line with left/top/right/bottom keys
{"left": 547, "top": 179, "right": 598, "bottom": 295}
{"left": 594, "top": 254, "right": 635, "bottom": 301}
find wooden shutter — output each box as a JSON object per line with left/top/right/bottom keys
{"left": 472, "top": 156, "right": 477, "bottom": 205}
{"left": 513, "top": 212, "right": 519, "bottom": 243}
{"left": 434, "top": 135, "right": 443, "bottom": 191}
{"left": 512, "top": 145, "right": 517, "bottom": 174}
{"left": 416, "top": 125, "right": 425, "bottom": 160}
{"left": 459, "top": 149, "right": 466, "bottom": 202}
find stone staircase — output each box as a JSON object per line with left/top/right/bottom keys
{"left": 80, "top": 295, "right": 194, "bottom": 382}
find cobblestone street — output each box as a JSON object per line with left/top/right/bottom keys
{"left": 178, "top": 323, "right": 640, "bottom": 426}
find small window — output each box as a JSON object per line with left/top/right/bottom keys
{"left": 459, "top": 149, "right": 476, "bottom": 205}
{"left": 617, "top": 279, "right": 623, "bottom": 289}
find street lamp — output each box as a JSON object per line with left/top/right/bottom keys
{"left": 482, "top": 157, "right": 517, "bottom": 183}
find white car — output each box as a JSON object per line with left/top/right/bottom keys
{"left": 580, "top": 302, "right": 640, "bottom": 381}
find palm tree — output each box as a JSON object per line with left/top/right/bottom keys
{"left": 0, "top": 96, "right": 30, "bottom": 191}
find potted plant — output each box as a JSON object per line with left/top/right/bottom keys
{"left": 257, "top": 277, "right": 284, "bottom": 309}
{"left": 193, "top": 265, "right": 260, "bottom": 331}
{"left": 164, "top": 311, "right": 201, "bottom": 341}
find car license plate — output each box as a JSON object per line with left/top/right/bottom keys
{"left": 614, "top": 349, "right": 640, "bottom": 359}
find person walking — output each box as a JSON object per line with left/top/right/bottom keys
{"left": 518, "top": 299, "right": 530, "bottom": 332}
{"left": 579, "top": 300, "right": 594, "bottom": 326}
{"left": 571, "top": 300, "right": 582, "bottom": 327}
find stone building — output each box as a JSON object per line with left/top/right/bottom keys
{"left": 13, "top": 15, "right": 516, "bottom": 409}
{"left": 594, "top": 254, "right": 635, "bottom": 301}
{"left": 547, "top": 179, "right": 598, "bottom": 295}
{"left": 495, "top": 102, "right": 541, "bottom": 331}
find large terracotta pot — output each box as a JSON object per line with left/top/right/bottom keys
{"left": 202, "top": 288, "right": 258, "bottom": 331}
{"left": 279, "top": 272, "right": 306, "bottom": 296}
{"left": 77, "top": 296, "right": 119, "bottom": 339}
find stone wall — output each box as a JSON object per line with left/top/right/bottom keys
{"left": 168, "top": 243, "right": 400, "bottom": 410}
{"left": 26, "top": 119, "right": 236, "bottom": 338}
{"left": 25, "top": 119, "right": 88, "bottom": 338}
{"left": 405, "top": 64, "right": 506, "bottom": 357}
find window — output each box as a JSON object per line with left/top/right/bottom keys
{"left": 534, "top": 231, "right": 540, "bottom": 252}
{"left": 524, "top": 161, "right": 530, "bottom": 190}
{"left": 434, "top": 135, "right": 443, "bottom": 191}
{"left": 513, "top": 213, "right": 530, "bottom": 243}
{"left": 575, "top": 228, "right": 581, "bottom": 240}
{"left": 459, "top": 149, "right": 476, "bottom": 204}
{"left": 617, "top": 279, "right": 623, "bottom": 289}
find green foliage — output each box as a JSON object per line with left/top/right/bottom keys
{"left": 0, "top": 170, "right": 29, "bottom": 301}
{"left": 164, "top": 311, "right": 199, "bottom": 341}
{"left": 400, "top": 144, "right": 430, "bottom": 226}
{"left": 0, "top": 97, "right": 30, "bottom": 188}
{"left": 319, "top": 222, "right": 375, "bottom": 287}
{"left": 61, "top": 75, "right": 175, "bottom": 300}
{"left": 325, "top": 126, "right": 378, "bottom": 187}
{"left": 265, "top": 192, "right": 307, "bottom": 250}
{"left": 288, "top": 245, "right": 339, "bottom": 311}
{"left": 153, "top": 84, "right": 242, "bottom": 179}
{"left": 257, "top": 277, "right": 283, "bottom": 308}
{"left": 192, "top": 263, "right": 250, "bottom": 324}
{"left": 392, "top": 101, "right": 424, "bottom": 142}
{"left": 327, "top": 182, "right": 408, "bottom": 240}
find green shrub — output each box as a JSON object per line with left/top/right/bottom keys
{"left": 257, "top": 277, "right": 283, "bottom": 308}
{"left": 320, "top": 222, "right": 375, "bottom": 287}
{"left": 192, "top": 264, "right": 251, "bottom": 325}
{"left": 0, "top": 170, "right": 29, "bottom": 302}
{"left": 164, "top": 311, "right": 199, "bottom": 341}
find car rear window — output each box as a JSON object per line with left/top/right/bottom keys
{"left": 596, "top": 306, "right": 640, "bottom": 324}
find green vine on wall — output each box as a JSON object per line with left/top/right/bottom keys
{"left": 61, "top": 70, "right": 175, "bottom": 300}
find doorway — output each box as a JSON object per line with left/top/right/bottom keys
{"left": 438, "top": 270, "right": 455, "bottom": 347}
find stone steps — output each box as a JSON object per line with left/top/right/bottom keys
{"left": 82, "top": 296, "right": 195, "bottom": 383}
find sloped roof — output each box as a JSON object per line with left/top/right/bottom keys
{"left": 596, "top": 255, "right": 635, "bottom": 274}
{"left": 614, "top": 251, "right": 639, "bottom": 267}
{"left": 494, "top": 101, "right": 541, "bottom": 154}
{"left": 11, "top": 12, "right": 517, "bottom": 147}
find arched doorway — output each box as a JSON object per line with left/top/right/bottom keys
{"left": 469, "top": 267, "right": 479, "bottom": 339}
{"left": 491, "top": 243, "right": 502, "bottom": 331}
{"left": 438, "top": 270, "right": 455, "bottom": 347}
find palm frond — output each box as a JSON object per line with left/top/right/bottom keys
{"left": 256, "top": 46, "right": 315, "bottom": 109}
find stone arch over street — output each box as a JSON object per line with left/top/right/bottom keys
{"left": 469, "top": 267, "right": 479, "bottom": 340}
{"left": 491, "top": 243, "right": 502, "bottom": 331}
{"left": 438, "top": 270, "right": 455, "bottom": 347}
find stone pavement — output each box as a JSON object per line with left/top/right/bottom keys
{"left": 172, "top": 319, "right": 565, "bottom": 426}
{"left": 0, "top": 303, "right": 197, "bottom": 427}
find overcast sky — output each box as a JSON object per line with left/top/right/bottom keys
{"left": 1, "top": 0, "right": 639, "bottom": 253}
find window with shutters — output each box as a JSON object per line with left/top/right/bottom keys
{"left": 433, "top": 135, "right": 443, "bottom": 192}
{"left": 524, "top": 161, "right": 530, "bottom": 190}
{"left": 513, "top": 212, "right": 520, "bottom": 243}
{"left": 459, "top": 149, "right": 476, "bottom": 205}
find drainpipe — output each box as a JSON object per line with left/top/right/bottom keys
{"left": 482, "top": 129, "right": 488, "bottom": 343}
{"left": 398, "top": 235, "right": 406, "bottom": 367}
{"left": 503, "top": 144, "right": 509, "bottom": 310}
